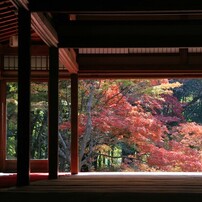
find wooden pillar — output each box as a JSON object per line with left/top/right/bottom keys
{"left": 0, "top": 80, "right": 6, "bottom": 172}
{"left": 0, "top": 79, "right": 2, "bottom": 171}
{"left": 71, "top": 74, "right": 79, "bottom": 174}
{"left": 48, "top": 47, "right": 59, "bottom": 179}
{"left": 17, "top": 8, "right": 31, "bottom": 186}
{"left": 0, "top": 55, "right": 6, "bottom": 172}
{"left": 0, "top": 54, "right": 3, "bottom": 171}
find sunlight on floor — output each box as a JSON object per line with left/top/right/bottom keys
{"left": 77, "top": 172, "right": 202, "bottom": 176}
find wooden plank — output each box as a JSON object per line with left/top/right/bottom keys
{"left": 48, "top": 47, "right": 59, "bottom": 179}
{"left": 16, "top": 7, "right": 31, "bottom": 186}
{"left": 2, "top": 173, "right": 202, "bottom": 194}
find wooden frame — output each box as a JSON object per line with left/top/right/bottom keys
{"left": 1, "top": 78, "right": 50, "bottom": 173}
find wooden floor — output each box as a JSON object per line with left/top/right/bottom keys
{"left": 1, "top": 172, "right": 202, "bottom": 202}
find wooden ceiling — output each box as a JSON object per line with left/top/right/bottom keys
{"left": 1, "top": 0, "right": 202, "bottom": 77}
{"left": 2, "top": 0, "right": 202, "bottom": 47}
{"left": 0, "top": 0, "right": 18, "bottom": 44}
{"left": 0, "top": 0, "right": 42, "bottom": 45}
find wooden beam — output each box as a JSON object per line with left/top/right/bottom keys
{"left": 0, "top": 80, "right": 6, "bottom": 172}
{"left": 0, "top": 17, "right": 17, "bottom": 25}
{"left": 31, "top": 13, "right": 78, "bottom": 72}
{"left": 17, "top": 7, "right": 31, "bottom": 186}
{"left": 0, "top": 45, "right": 49, "bottom": 55}
{"left": 28, "top": 0, "right": 202, "bottom": 13}
{"left": 0, "top": 30, "right": 17, "bottom": 37}
{"left": 1, "top": 70, "right": 70, "bottom": 80}
{"left": 0, "top": 16, "right": 17, "bottom": 24}
{"left": 59, "top": 48, "right": 78, "bottom": 73}
{"left": 31, "top": 12, "right": 58, "bottom": 47}
{"left": 78, "top": 72, "right": 202, "bottom": 79}
{"left": 1, "top": 22, "right": 18, "bottom": 29}
{"left": 76, "top": 14, "right": 202, "bottom": 21}
{"left": 78, "top": 53, "right": 202, "bottom": 69}
{"left": 48, "top": 47, "right": 59, "bottom": 179}
{"left": 78, "top": 53, "right": 202, "bottom": 77}
{"left": 58, "top": 20, "right": 202, "bottom": 48}
{"left": 71, "top": 74, "right": 79, "bottom": 174}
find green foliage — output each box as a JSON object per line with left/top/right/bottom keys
{"left": 6, "top": 82, "right": 49, "bottom": 160}
{"left": 6, "top": 82, "right": 18, "bottom": 159}
{"left": 172, "top": 79, "right": 202, "bottom": 123}
{"left": 7, "top": 136, "right": 16, "bottom": 159}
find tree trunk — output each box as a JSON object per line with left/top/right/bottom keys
{"left": 79, "top": 82, "right": 95, "bottom": 170}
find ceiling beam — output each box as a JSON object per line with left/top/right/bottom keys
{"left": 28, "top": 0, "right": 202, "bottom": 13}
{"left": 57, "top": 20, "right": 202, "bottom": 48}
{"left": 76, "top": 14, "right": 202, "bottom": 21}
{"left": 59, "top": 48, "right": 78, "bottom": 73}
{"left": 78, "top": 72, "right": 202, "bottom": 79}
{"left": 31, "top": 12, "right": 58, "bottom": 47}
{"left": 78, "top": 53, "right": 202, "bottom": 77}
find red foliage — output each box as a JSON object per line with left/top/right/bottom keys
{"left": 59, "top": 79, "right": 202, "bottom": 172}
{"left": 172, "top": 122, "right": 202, "bottom": 150}
{"left": 59, "top": 114, "right": 86, "bottom": 136}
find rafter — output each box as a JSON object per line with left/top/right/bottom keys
{"left": 0, "top": 30, "right": 17, "bottom": 37}
{"left": 0, "top": 21, "right": 17, "bottom": 29}
{"left": 0, "top": 33, "right": 16, "bottom": 42}
{"left": 0, "top": 17, "right": 17, "bottom": 25}
{"left": 1, "top": 24, "right": 17, "bottom": 32}
{"left": 0, "top": 13, "right": 17, "bottom": 21}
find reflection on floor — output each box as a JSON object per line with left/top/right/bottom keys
{"left": 1, "top": 172, "right": 202, "bottom": 202}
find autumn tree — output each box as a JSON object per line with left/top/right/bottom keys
{"left": 7, "top": 78, "right": 202, "bottom": 172}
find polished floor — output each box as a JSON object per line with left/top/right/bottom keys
{"left": 1, "top": 172, "right": 202, "bottom": 202}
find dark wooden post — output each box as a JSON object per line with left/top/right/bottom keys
{"left": 0, "top": 80, "right": 6, "bottom": 171}
{"left": 71, "top": 74, "right": 79, "bottom": 174}
{"left": 0, "top": 79, "right": 2, "bottom": 171}
{"left": 17, "top": 7, "right": 31, "bottom": 186}
{"left": 48, "top": 47, "right": 59, "bottom": 179}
